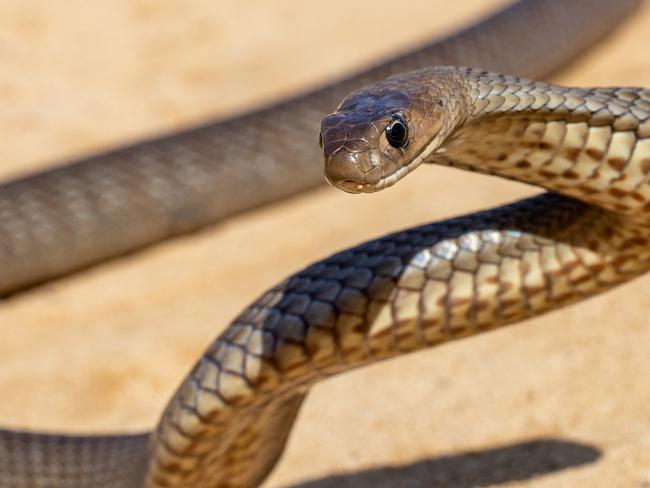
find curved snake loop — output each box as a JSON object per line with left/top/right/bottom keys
{"left": 150, "top": 67, "right": 650, "bottom": 487}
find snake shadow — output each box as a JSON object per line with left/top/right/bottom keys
{"left": 284, "top": 438, "right": 601, "bottom": 488}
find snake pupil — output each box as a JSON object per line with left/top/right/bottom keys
{"left": 386, "top": 115, "right": 409, "bottom": 148}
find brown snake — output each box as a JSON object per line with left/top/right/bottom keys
{"left": 0, "top": 1, "right": 644, "bottom": 487}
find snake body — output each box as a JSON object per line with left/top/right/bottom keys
{"left": 0, "top": 1, "right": 644, "bottom": 487}
{"left": 147, "top": 69, "right": 650, "bottom": 487}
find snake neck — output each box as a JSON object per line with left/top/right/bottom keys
{"left": 427, "top": 68, "right": 650, "bottom": 223}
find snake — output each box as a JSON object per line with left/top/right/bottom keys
{"left": 0, "top": 1, "right": 644, "bottom": 487}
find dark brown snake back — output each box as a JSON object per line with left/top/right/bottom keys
{"left": 0, "top": 1, "right": 640, "bottom": 487}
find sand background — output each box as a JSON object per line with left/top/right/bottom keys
{"left": 0, "top": 1, "right": 650, "bottom": 486}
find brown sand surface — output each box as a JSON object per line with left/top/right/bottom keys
{"left": 1, "top": 1, "right": 649, "bottom": 486}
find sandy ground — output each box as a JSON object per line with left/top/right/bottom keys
{"left": 1, "top": 1, "right": 650, "bottom": 486}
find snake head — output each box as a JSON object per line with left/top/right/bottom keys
{"left": 320, "top": 71, "right": 446, "bottom": 194}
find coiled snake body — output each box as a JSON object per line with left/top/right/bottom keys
{"left": 0, "top": 1, "right": 646, "bottom": 487}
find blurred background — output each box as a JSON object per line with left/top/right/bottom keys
{"left": 0, "top": 1, "right": 649, "bottom": 486}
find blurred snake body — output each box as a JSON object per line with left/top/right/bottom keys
{"left": 0, "top": 1, "right": 645, "bottom": 487}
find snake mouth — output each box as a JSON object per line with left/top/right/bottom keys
{"left": 366, "top": 154, "right": 426, "bottom": 192}
{"left": 329, "top": 171, "right": 410, "bottom": 194}
{"left": 325, "top": 175, "right": 380, "bottom": 194}
{"left": 336, "top": 179, "right": 366, "bottom": 193}
{"left": 326, "top": 148, "right": 428, "bottom": 194}
{"left": 329, "top": 162, "right": 418, "bottom": 194}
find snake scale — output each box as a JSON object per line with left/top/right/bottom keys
{"left": 0, "top": 1, "right": 644, "bottom": 487}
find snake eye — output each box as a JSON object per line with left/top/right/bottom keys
{"left": 386, "top": 114, "right": 409, "bottom": 148}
